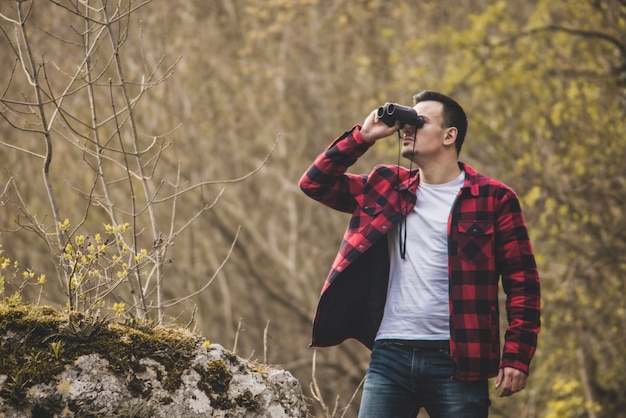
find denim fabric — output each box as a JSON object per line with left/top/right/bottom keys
{"left": 358, "top": 340, "right": 491, "bottom": 418}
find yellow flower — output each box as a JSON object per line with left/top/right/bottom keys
{"left": 135, "top": 248, "right": 147, "bottom": 262}
{"left": 37, "top": 274, "right": 46, "bottom": 285}
{"left": 58, "top": 219, "right": 70, "bottom": 232}
{"left": 0, "top": 257, "right": 10, "bottom": 269}
{"left": 75, "top": 235, "right": 85, "bottom": 246}
{"left": 113, "top": 303, "right": 125, "bottom": 316}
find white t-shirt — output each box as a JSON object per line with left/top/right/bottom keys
{"left": 376, "top": 171, "right": 465, "bottom": 341}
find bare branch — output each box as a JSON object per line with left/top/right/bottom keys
{"left": 47, "top": 0, "right": 154, "bottom": 26}
{"left": 151, "top": 135, "right": 280, "bottom": 204}
{"left": 160, "top": 225, "right": 241, "bottom": 308}
{"left": 493, "top": 24, "right": 626, "bottom": 56}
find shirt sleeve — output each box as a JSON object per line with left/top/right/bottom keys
{"left": 298, "top": 125, "right": 373, "bottom": 214}
{"left": 495, "top": 188, "right": 541, "bottom": 374}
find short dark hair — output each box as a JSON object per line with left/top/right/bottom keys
{"left": 413, "top": 90, "right": 467, "bottom": 155}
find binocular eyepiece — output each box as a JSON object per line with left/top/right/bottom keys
{"left": 377, "top": 103, "right": 425, "bottom": 129}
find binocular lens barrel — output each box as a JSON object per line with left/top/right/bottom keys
{"left": 376, "top": 103, "right": 425, "bottom": 128}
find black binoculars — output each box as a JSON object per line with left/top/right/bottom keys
{"left": 377, "top": 103, "right": 425, "bottom": 128}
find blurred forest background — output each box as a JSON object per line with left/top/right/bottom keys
{"left": 1, "top": 0, "right": 625, "bottom": 417}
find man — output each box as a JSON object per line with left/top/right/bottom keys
{"left": 299, "top": 90, "right": 540, "bottom": 417}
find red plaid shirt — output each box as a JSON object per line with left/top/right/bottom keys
{"left": 299, "top": 125, "right": 540, "bottom": 381}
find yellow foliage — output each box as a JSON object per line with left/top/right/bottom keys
{"left": 521, "top": 185, "right": 542, "bottom": 209}
{"left": 545, "top": 378, "right": 601, "bottom": 418}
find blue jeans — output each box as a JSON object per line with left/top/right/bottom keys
{"left": 358, "top": 340, "right": 491, "bottom": 418}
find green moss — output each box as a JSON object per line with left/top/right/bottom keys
{"left": 0, "top": 303, "right": 199, "bottom": 408}
{"left": 0, "top": 304, "right": 69, "bottom": 407}
{"left": 123, "top": 315, "right": 158, "bottom": 334}
{"left": 30, "top": 393, "right": 64, "bottom": 417}
{"left": 194, "top": 359, "right": 234, "bottom": 410}
{"left": 236, "top": 389, "right": 262, "bottom": 412}
{"left": 127, "top": 375, "right": 151, "bottom": 399}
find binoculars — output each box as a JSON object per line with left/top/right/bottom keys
{"left": 377, "top": 103, "right": 425, "bottom": 128}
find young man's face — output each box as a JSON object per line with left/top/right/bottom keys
{"left": 400, "top": 100, "right": 450, "bottom": 162}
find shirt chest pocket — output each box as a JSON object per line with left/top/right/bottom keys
{"left": 349, "top": 202, "right": 385, "bottom": 230}
{"left": 457, "top": 220, "right": 494, "bottom": 262}
{"left": 350, "top": 192, "right": 385, "bottom": 227}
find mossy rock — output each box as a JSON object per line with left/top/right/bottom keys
{"left": 0, "top": 303, "right": 307, "bottom": 417}
{"left": 0, "top": 304, "right": 198, "bottom": 406}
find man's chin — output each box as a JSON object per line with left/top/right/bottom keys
{"left": 401, "top": 149, "right": 416, "bottom": 160}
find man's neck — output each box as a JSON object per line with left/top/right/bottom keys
{"left": 418, "top": 161, "right": 462, "bottom": 185}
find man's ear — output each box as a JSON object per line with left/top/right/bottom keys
{"left": 443, "top": 127, "right": 458, "bottom": 146}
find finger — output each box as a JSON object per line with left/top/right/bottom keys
{"left": 499, "top": 379, "right": 512, "bottom": 397}
{"left": 371, "top": 109, "right": 380, "bottom": 123}
{"left": 498, "top": 369, "right": 514, "bottom": 397}
{"left": 509, "top": 377, "right": 520, "bottom": 394}
{"left": 499, "top": 380, "right": 513, "bottom": 397}
{"left": 495, "top": 368, "right": 504, "bottom": 389}
{"left": 510, "top": 373, "right": 527, "bottom": 393}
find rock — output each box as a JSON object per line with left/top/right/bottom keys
{"left": 0, "top": 305, "right": 307, "bottom": 417}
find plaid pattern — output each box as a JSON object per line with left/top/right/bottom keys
{"left": 299, "top": 125, "right": 540, "bottom": 381}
